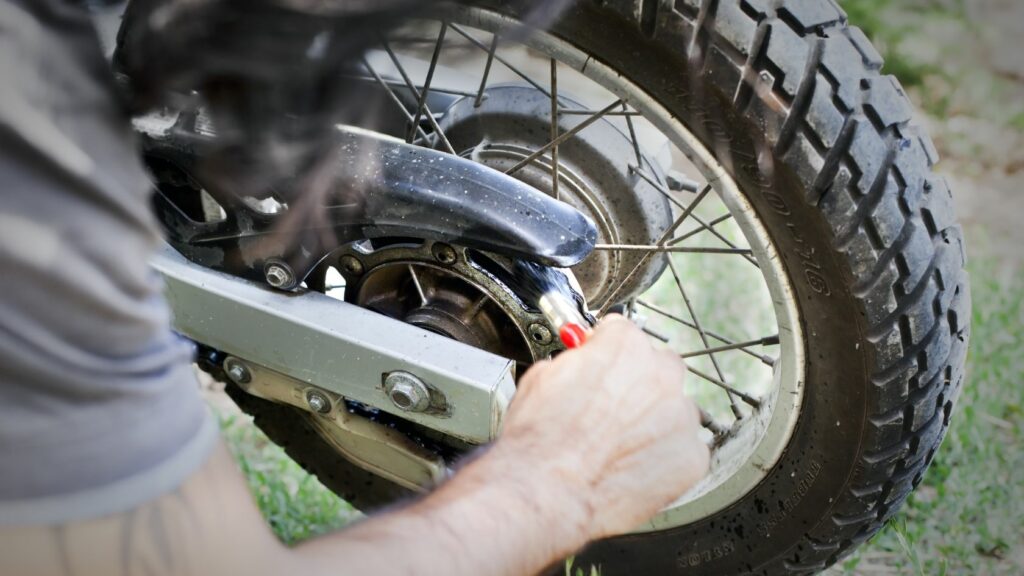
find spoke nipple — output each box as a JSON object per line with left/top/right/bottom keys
{"left": 666, "top": 171, "right": 700, "bottom": 193}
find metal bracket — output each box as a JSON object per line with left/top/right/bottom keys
{"left": 153, "top": 243, "right": 517, "bottom": 444}
{"left": 226, "top": 356, "right": 447, "bottom": 491}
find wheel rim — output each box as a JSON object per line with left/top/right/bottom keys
{"left": 342, "top": 10, "right": 808, "bottom": 532}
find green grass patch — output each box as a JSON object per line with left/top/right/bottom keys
{"left": 838, "top": 0, "right": 941, "bottom": 89}
{"left": 218, "top": 411, "right": 361, "bottom": 545}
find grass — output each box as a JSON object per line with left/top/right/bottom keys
{"left": 838, "top": 0, "right": 938, "bottom": 89}
{"left": 218, "top": 411, "right": 361, "bottom": 545}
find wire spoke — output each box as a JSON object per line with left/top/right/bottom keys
{"left": 474, "top": 34, "right": 499, "bottom": 107}
{"left": 449, "top": 24, "right": 551, "bottom": 98}
{"left": 360, "top": 59, "right": 433, "bottom": 144}
{"left": 462, "top": 294, "right": 489, "bottom": 321}
{"left": 560, "top": 108, "right": 643, "bottom": 116}
{"left": 631, "top": 167, "right": 759, "bottom": 267}
{"left": 597, "top": 184, "right": 713, "bottom": 316}
{"left": 378, "top": 39, "right": 457, "bottom": 155}
{"left": 669, "top": 213, "right": 734, "bottom": 245}
{"left": 699, "top": 407, "right": 730, "bottom": 437}
{"left": 636, "top": 299, "right": 776, "bottom": 366}
{"left": 405, "top": 23, "right": 449, "bottom": 146}
{"left": 550, "top": 58, "right": 560, "bottom": 200}
{"left": 622, "top": 102, "right": 643, "bottom": 168}
{"left": 686, "top": 366, "right": 761, "bottom": 408}
{"left": 593, "top": 244, "right": 753, "bottom": 255}
{"left": 341, "top": 74, "right": 477, "bottom": 98}
{"left": 666, "top": 257, "right": 744, "bottom": 418}
{"left": 407, "top": 265, "right": 428, "bottom": 306}
{"left": 505, "top": 99, "right": 623, "bottom": 176}
{"left": 679, "top": 335, "right": 780, "bottom": 360}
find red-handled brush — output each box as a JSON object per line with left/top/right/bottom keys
{"left": 538, "top": 291, "right": 591, "bottom": 349}
{"left": 507, "top": 260, "right": 593, "bottom": 349}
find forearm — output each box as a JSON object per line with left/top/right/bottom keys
{"left": 295, "top": 443, "right": 592, "bottom": 576}
{"left": 0, "top": 441, "right": 590, "bottom": 576}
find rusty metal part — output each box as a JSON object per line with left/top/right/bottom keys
{"left": 327, "top": 240, "right": 566, "bottom": 364}
{"left": 224, "top": 356, "right": 447, "bottom": 491}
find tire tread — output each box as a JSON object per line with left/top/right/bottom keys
{"left": 641, "top": 0, "right": 969, "bottom": 571}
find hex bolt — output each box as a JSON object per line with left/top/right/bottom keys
{"left": 223, "top": 357, "right": 251, "bottom": 384}
{"left": 384, "top": 371, "right": 431, "bottom": 413}
{"left": 305, "top": 390, "right": 331, "bottom": 414}
{"left": 339, "top": 255, "right": 364, "bottom": 276}
{"left": 528, "top": 323, "right": 553, "bottom": 345}
{"left": 432, "top": 243, "right": 458, "bottom": 265}
{"left": 264, "top": 261, "right": 296, "bottom": 290}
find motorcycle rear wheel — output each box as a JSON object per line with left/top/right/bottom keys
{"left": 221, "top": 1, "right": 969, "bottom": 573}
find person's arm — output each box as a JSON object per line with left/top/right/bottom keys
{"left": 0, "top": 317, "right": 708, "bottom": 576}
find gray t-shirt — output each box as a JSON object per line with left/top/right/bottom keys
{"left": 0, "top": 0, "right": 217, "bottom": 524}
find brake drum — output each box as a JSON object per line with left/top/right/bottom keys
{"left": 437, "top": 85, "right": 674, "bottom": 309}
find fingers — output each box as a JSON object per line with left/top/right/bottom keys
{"left": 657, "top": 348, "right": 687, "bottom": 380}
{"left": 588, "top": 314, "right": 654, "bottom": 357}
{"left": 514, "top": 358, "right": 554, "bottom": 395}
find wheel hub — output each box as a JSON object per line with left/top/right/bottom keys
{"left": 327, "top": 240, "right": 570, "bottom": 366}
{"left": 438, "top": 85, "right": 675, "bottom": 309}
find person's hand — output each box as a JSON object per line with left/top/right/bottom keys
{"left": 491, "top": 315, "right": 709, "bottom": 539}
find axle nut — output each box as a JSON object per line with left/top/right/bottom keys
{"left": 384, "top": 371, "right": 431, "bottom": 413}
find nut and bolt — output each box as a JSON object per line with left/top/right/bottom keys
{"left": 264, "top": 261, "right": 296, "bottom": 290}
{"left": 528, "top": 323, "right": 553, "bottom": 345}
{"left": 432, "top": 243, "right": 458, "bottom": 265}
{"left": 384, "top": 371, "right": 431, "bottom": 413}
{"left": 305, "top": 390, "right": 331, "bottom": 414}
{"left": 223, "top": 357, "right": 251, "bottom": 384}
{"left": 339, "top": 255, "right": 364, "bottom": 276}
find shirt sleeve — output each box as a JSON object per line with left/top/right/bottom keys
{"left": 0, "top": 0, "right": 217, "bottom": 525}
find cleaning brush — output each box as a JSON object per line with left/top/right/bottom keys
{"left": 506, "top": 260, "right": 593, "bottom": 349}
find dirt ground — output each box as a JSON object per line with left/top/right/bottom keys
{"left": 902, "top": 0, "right": 1024, "bottom": 269}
